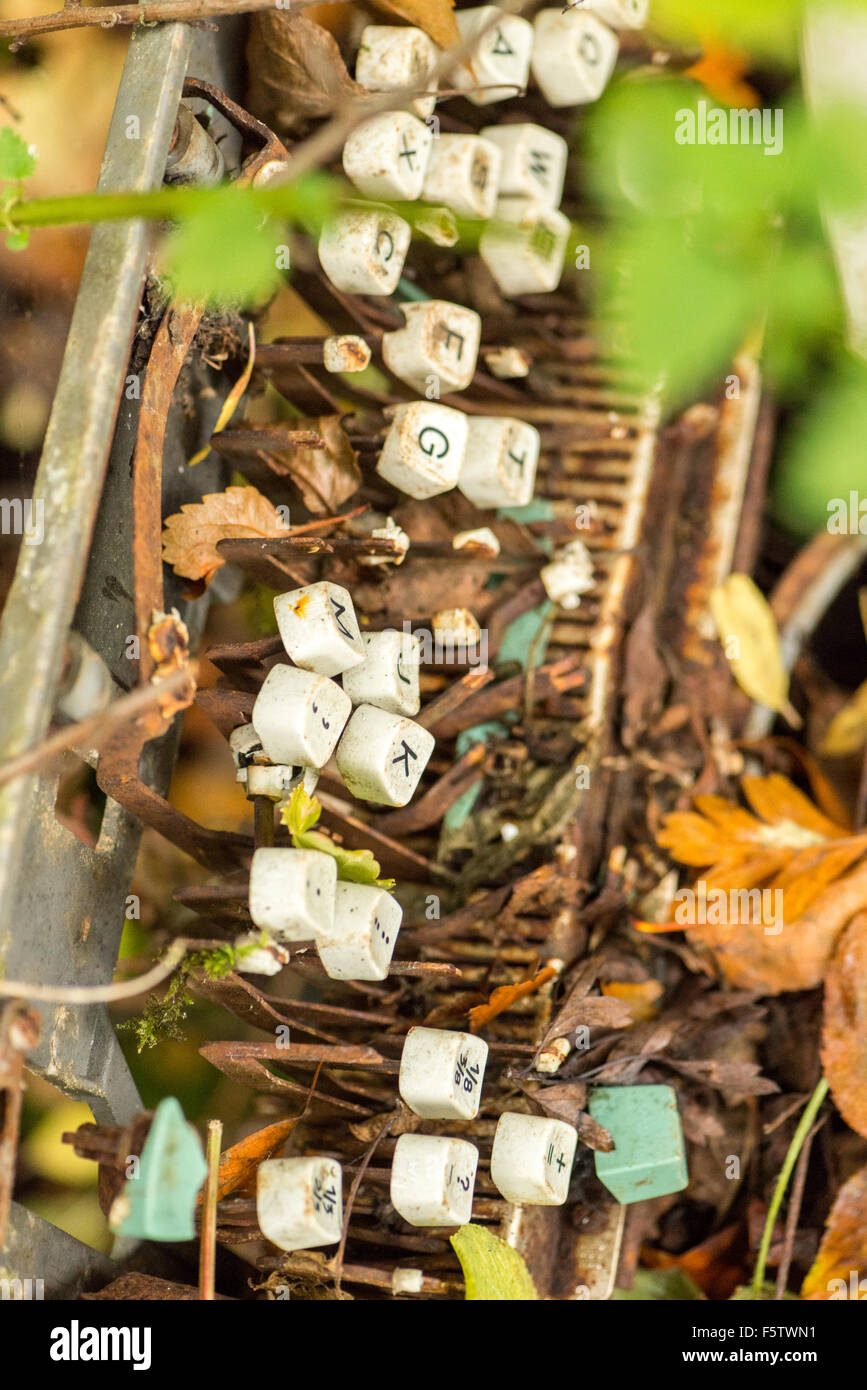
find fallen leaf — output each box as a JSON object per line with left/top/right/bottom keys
{"left": 205, "top": 1119, "right": 298, "bottom": 1203}
{"left": 161, "top": 485, "right": 289, "bottom": 583}
{"left": 468, "top": 966, "right": 557, "bottom": 1034}
{"left": 247, "top": 13, "right": 365, "bottom": 136}
{"left": 188, "top": 323, "right": 256, "bottom": 467}
{"left": 601, "top": 979, "right": 663, "bottom": 1023}
{"left": 369, "top": 0, "right": 460, "bottom": 52}
{"left": 709, "top": 574, "right": 800, "bottom": 726}
{"left": 613, "top": 1268, "right": 705, "bottom": 1300}
{"left": 271, "top": 415, "right": 362, "bottom": 515}
{"left": 576, "top": 1112, "right": 615, "bottom": 1152}
{"left": 822, "top": 911, "right": 867, "bottom": 1139}
{"left": 450, "top": 1224, "right": 538, "bottom": 1301}
{"left": 820, "top": 680, "right": 867, "bottom": 757}
{"left": 642, "top": 1224, "right": 747, "bottom": 1301}
{"left": 802, "top": 1164, "right": 867, "bottom": 1299}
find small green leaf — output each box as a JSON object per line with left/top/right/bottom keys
{"left": 730, "top": 1283, "right": 800, "bottom": 1301}
{"left": 282, "top": 784, "right": 322, "bottom": 837}
{"left": 5, "top": 228, "right": 28, "bottom": 251}
{"left": 613, "top": 1268, "right": 705, "bottom": 1300}
{"left": 450, "top": 1225, "right": 538, "bottom": 1301}
{"left": 160, "top": 186, "right": 283, "bottom": 307}
{"left": 0, "top": 127, "right": 36, "bottom": 182}
{"left": 280, "top": 788, "right": 395, "bottom": 888}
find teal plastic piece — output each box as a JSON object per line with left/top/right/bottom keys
{"left": 496, "top": 601, "right": 553, "bottom": 672}
{"left": 443, "top": 721, "right": 508, "bottom": 830}
{"left": 588, "top": 1085, "right": 688, "bottom": 1205}
{"left": 114, "top": 1096, "right": 208, "bottom": 1241}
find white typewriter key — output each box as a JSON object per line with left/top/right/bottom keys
{"left": 531, "top": 9, "right": 619, "bottom": 107}
{"left": 382, "top": 300, "right": 482, "bottom": 395}
{"left": 376, "top": 401, "right": 468, "bottom": 499}
{"left": 229, "top": 723, "right": 269, "bottom": 781}
{"left": 248, "top": 846, "right": 336, "bottom": 942}
{"left": 252, "top": 665, "right": 351, "bottom": 768}
{"left": 480, "top": 123, "right": 568, "bottom": 208}
{"left": 245, "top": 763, "right": 301, "bottom": 801}
{"left": 390, "top": 1134, "right": 478, "bottom": 1227}
{"left": 342, "top": 111, "right": 432, "bottom": 201}
{"left": 398, "top": 1027, "right": 489, "bottom": 1120}
{"left": 453, "top": 7, "right": 534, "bottom": 106}
{"left": 421, "top": 135, "right": 500, "bottom": 220}
{"left": 479, "top": 199, "right": 570, "bottom": 295}
{"left": 342, "top": 630, "right": 421, "bottom": 717}
{"left": 257, "top": 1157, "right": 343, "bottom": 1251}
{"left": 274, "top": 580, "right": 364, "bottom": 677}
{"left": 490, "top": 1112, "right": 578, "bottom": 1205}
{"left": 584, "top": 0, "right": 648, "bottom": 29}
{"left": 458, "top": 416, "right": 540, "bottom": 509}
{"left": 355, "top": 25, "right": 440, "bottom": 119}
{"left": 317, "top": 881, "right": 403, "bottom": 981}
{"left": 336, "top": 704, "right": 435, "bottom": 806}
{"left": 318, "top": 206, "right": 411, "bottom": 296}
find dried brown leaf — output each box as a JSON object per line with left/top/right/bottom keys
{"left": 274, "top": 415, "right": 363, "bottom": 515}
{"left": 802, "top": 1164, "right": 867, "bottom": 1299}
{"left": 468, "top": 966, "right": 557, "bottom": 1034}
{"left": 369, "top": 0, "right": 460, "bottom": 51}
{"left": 208, "top": 1118, "right": 298, "bottom": 1202}
{"left": 822, "top": 911, "right": 867, "bottom": 1138}
{"left": 576, "top": 1111, "right": 615, "bottom": 1152}
{"left": 247, "top": 13, "right": 365, "bottom": 135}
{"left": 161, "top": 485, "right": 288, "bottom": 582}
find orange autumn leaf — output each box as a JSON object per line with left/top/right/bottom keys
{"left": 600, "top": 979, "right": 663, "bottom": 1023}
{"left": 199, "top": 1118, "right": 298, "bottom": 1204}
{"left": 685, "top": 40, "right": 760, "bottom": 109}
{"left": 822, "top": 912, "right": 867, "bottom": 1140}
{"left": 468, "top": 966, "right": 557, "bottom": 1034}
{"left": 802, "top": 1164, "right": 867, "bottom": 1299}
{"left": 642, "top": 1224, "right": 746, "bottom": 1301}
{"left": 161, "top": 485, "right": 288, "bottom": 583}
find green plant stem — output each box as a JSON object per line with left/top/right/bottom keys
{"left": 751, "top": 1077, "right": 829, "bottom": 1298}
{"left": 8, "top": 182, "right": 286, "bottom": 230}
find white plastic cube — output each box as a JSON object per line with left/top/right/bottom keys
{"left": 490, "top": 1112, "right": 578, "bottom": 1205}
{"left": 458, "top": 416, "right": 539, "bottom": 508}
{"left": 248, "top": 846, "right": 336, "bottom": 942}
{"left": 399, "top": 1027, "right": 489, "bottom": 1120}
{"left": 336, "top": 704, "right": 435, "bottom": 806}
{"left": 479, "top": 199, "right": 571, "bottom": 295}
{"left": 376, "top": 402, "right": 468, "bottom": 499}
{"left": 454, "top": 7, "right": 534, "bottom": 106}
{"left": 480, "top": 123, "right": 568, "bottom": 207}
{"left": 257, "top": 1157, "right": 343, "bottom": 1251}
{"left": 382, "top": 300, "right": 481, "bottom": 395}
{"left": 274, "top": 581, "right": 364, "bottom": 677}
{"left": 585, "top": 0, "right": 648, "bottom": 29}
{"left": 531, "top": 9, "right": 619, "bottom": 107}
{"left": 355, "top": 25, "right": 439, "bottom": 119}
{"left": 343, "top": 111, "right": 432, "bottom": 200}
{"left": 252, "top": 665, "right": 351, "bottom": 768}
{"left": 318, "top": 206, "right": 411, "bottom": 296}
{"left": 421, "top": 135, "right": 500, "bottom": 220}
{"left": 317, "top": 880, "right": 402, "bottom": 981}
{"left": 342, "top": 630, "right": 421, "bottom": 716}
{"left": 390, "top": 1134, "right": 478, "bottom": 1227}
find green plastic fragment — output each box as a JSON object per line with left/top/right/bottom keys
{"left": 443, "top": 721, "right": 509, "bottom": 830}
{"left": 496, "top": 601, "right": 553, "bottom": 671}
{"left": 113, "top": 1096, "right": 208, "bottom": 1241}
{"left": 588, "top": 1084, "right": 688, "bottom": 1205}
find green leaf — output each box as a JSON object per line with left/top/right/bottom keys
{"left": 450, "top": 1225, "right": 538, "bottom": 1301}
{"left": 612, "top": 1268, "right": 705, "bottom": 1300}
{"left": 730, "top": 1283, "right": 800, "bottom": 1301}
{"left": 0, "top": 127, "right": 36, "bottom": 182}
{"left": 773, "top": 359, "right": 867, "bottom": 536}
{"left": 160, "top": 186, "right": 284, "bottom": 307}
{"left": 282, "top": 784, "right": 321, "bottom": 837}
{"left": 4, "top": 228, "right": 29, "bottom": 251}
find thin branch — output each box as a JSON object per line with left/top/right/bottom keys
{"left": 774, "top": 1114, "right": 826, "bottom": 1300}
{"left": 0, "top": 663, "right": 194, "bottom": 790}
{"left": 2, "top": 0, "right": 285, "bottom": 44}
{"left": 199, "top": 1118, "right": 223, "bottom": 1302}
{"left": 0, "top": 935, "right": 224, "bottom": 1003}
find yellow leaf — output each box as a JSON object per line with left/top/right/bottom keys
{"left": 188, "top": 322, "right": 256, "bottom": 467}
{"left": 802, "top": 1164, "right": 867, "bottom": 1299}
{"left": 600, "top": 979, "right": 663, "bottom": 1023}
{"left": 820, "top": 680, "right": 867, "bottom": 757}
{"left": 450, "top": 1224, "right": 538, "bottom": 1301}
{"left": 709, "top": 574, "right": 801, "bottom": 726}
{"left": 161, "top": 485, "right": 287, "bottom": 582}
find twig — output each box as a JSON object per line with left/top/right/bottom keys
{"left": 2, "top": 0, "right": 283, "bottom": 43}
{"left": 199, "top": 1119, "right": 223, "bottom": 1301}
{"left": 0, "top": 935, "right": 224, "bottom": 1003}
{"left": 0, "top": 663, "right": 195, "bottom": 790}
{"left": 751, "top": 1077, "right": 829, "bottom": 1299}
{"left": 333, "top": 1110, "right": 399, "bottom": 1293}
{"left": 774, "top": 1114, "right": 826, "bottom": 1300}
